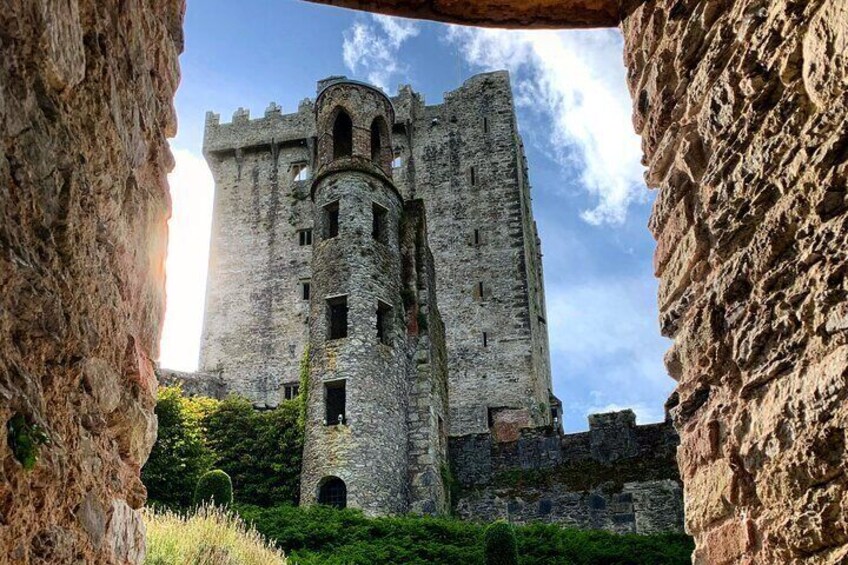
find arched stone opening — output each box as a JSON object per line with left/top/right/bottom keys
{"left": 317, "top": 476, "right": 347, "bottom": 509}
{"left": 333, "top": 110, "right": 353, "bottom": 159}
{"left": 370, "top": 116, "right": 389, "bottom": 166}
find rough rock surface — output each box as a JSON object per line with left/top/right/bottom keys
{"left": 622, "top": 1, "right": 848, "bottom": 562}
{"left": 0, "top": 1, "right": 183, "bottom": 563}
{"left": 305, "top": 0, "right": 620, "bottom": 28}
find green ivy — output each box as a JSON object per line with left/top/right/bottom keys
{"left": 6, "top": 413, "right": 49, "bottom": 470}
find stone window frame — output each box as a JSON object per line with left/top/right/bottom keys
{"left": 301, "top": 280, "right": 311, "bottom": 301}
{"left": 298, "top": 228, "right": 313, "bottom": 246}
{"left": 323, "top": 379, "right": 347, "bottom": 426}
{"left": 323, "top": 200, "right": 340, "bottom": 240}
{"left": 372, "top": 201, "right": 388, "bottom": 244}
{"left": 376, "top": 299, "right": 393, "bottom": 346}
{"left": 326, "top": 294, "right": 348, "bottom": 340}
{"left": 283, "top": 383, "right": 300, "bottom": 400}
{"left": 332, "top": 109, "right": 354, "bottom": 159}
{"left": 291, "top": 162, "right": 311, "bottom": 182}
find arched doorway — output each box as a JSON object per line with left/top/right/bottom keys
{"left": 317, "top": 476, "right": 347, "bottom": 509}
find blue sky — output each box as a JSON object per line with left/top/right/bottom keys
{"left": 160, "top": 0, "right": 675, "bottom": 432}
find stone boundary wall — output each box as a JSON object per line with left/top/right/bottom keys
{"left": 450, "top": 410, "right": 683, "bottom": 534}
{"left": 156, "top": 367, "right": 227, "bottom": 400}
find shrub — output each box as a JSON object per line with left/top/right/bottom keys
{"left": 235, "top": 504, "right": 695, "bottom": 565}
{"left": 203, "top": 396, "right": 303, "bottom": 506}
{"left": 195, "top": 469, "right": 234, "bottom": 507}
{"left": 142, "top": 386, "right": 217, "bottom": 509}
{"left": 484, "top": 522, "right": 518, "bottom": 565}
{"left": 143, "top": 504, "right": 286, "bottom": 565}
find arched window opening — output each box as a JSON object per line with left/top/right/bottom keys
{"left": 370, "top": 117, "right": 385, "bottom": 163}
{"left": 318, "top": 476, "right": 347, "bottom": 509}
{"left": 333, "top": 110, "right": 353, "bottom": 159}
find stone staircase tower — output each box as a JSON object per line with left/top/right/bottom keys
{"left": 300, "top": 79, "right": 410, "bottom": 515}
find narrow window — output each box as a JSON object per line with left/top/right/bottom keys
{"left": 470, "top": 166, "right": 476, "bottom": 186}
{"left": 370, "top": 117, "right": 385, "bottom": 163}
{"left": 550, "top": 407, "right": 558, "bottom": 424}
{"left": 476, "top": 281, "right": 485, "bottom": 300}
{"left": 483, "top": 116, "right": 489, "bottom": 134}
{"left": 302, "top": 282, "right": 311, "bottom": 301}
{"left": 298, "top": 228, "right": 313, "bottom": 246}
{"left": 284, "top": 384, "right": 300, "bottom": 400}
{"left": 333, "top": 110, "right": 353, "bottom": 159}
{"left": 473, "top": 229, "right": 481, "bottom": 246}
{"left": 292, "top": 163, "right": 310, "bottom": 181}
{"left": 391, "top": 155, "right": 403, "bottom": 168}
{"left": 482, "top": 332, "right": 488, "bottom": 347}
{"left": 325, "top": 381, "right": 346, "bottom": 426}
{"left": 376, "top": 301, "right": 392, "bottom": 346}
{"left": 318, "top": 476, "right": 347, "bottom": 508}
{"left": 372, "top": 203, "right": 387, "bottom": 243}
{"left": 324, "top": 201, "right": 339, "bottom": 239}
{"left": 327, "top": 296, "right": 348, "bottom": 340}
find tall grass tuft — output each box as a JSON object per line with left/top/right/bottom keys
{"left": 143, "top": 504, "right": 286, "bottom": 565}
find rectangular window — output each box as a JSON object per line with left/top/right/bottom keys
{"left": 482, "top": 332, "right": 488, "bottom": 347}
{"left": 391, "top": 155, "right": 403, "bottom": 168}
{"left": 476, "top": 281, "right": 485, "bottom": 300}
{"left": 302, "top": 282, "right": 311, "bottom": 301}
{"left": 325, "top": 381, "right": 346, "bottom": 426}
{"left": 376, "top": 301, "right": 392, "bottom": 346}
{"left": 469, "top": 166, "right": 476, "bottom": 186}
{"left": 327, "top": 296, "right": 348, "bottom": 340}
{"left": 483, "top": 117, "right": 489, "bottom": 134}
{"left": 324, "top": 201, "right": 339, "bottom": 239}
{"left": 284, "top": 384, "right": 300, "bottom": 400}
{"left": 292, "top": 163, "right": 310, "bottom": 182}
{"left": 372, "top": 203, "right": 388, "bottom": 243}
{"left": 473, "top": 229, "right": 481, "bottom": 246}
{"left": 298, "top": 228, "right": 313, "bottom": 246}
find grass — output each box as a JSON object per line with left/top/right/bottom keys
{"left": 143, "top": 504, "right": 286, "bottom": 565}
{"left": 236, "top": 504, "right": 694, "bottom": 565}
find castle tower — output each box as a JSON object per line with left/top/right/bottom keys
{"left": 300, "top": 80, "right": 410, "bottom": 515}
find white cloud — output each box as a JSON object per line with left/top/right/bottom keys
{"left": 343, "top": 15, "right": 420, "bottom": 92}
{"left": 445, "top": 27, "right": 647, "bottom": 225}
{"left": 158, "top": 148, "right": 215, "bottom": 371}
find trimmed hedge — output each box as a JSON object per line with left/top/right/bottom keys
{"left": 235, "top": 504, "right": 695, "bottom": 565}
{"left": 195, "top": 469, "right": 234, "bottom": 506}
{"left": 484, "top": 522, "right": 519, "bottom": 565}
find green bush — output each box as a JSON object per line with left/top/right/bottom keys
{"left": 484, "top": 522, "right": 518, "bottom": 565}
{"left": 142, "top": 386, "right": 216, "bottom": 509}
{"left": 204, "top": 396, "right": 303, "bottom": 506}
{"left": 194, "top": 469, "right": 233, "bottom": 507}
{"left": 235, "top": 504, "right": 695, "bottom": 565}
{"left": 143, "top": 387, "right": 303, "bottom": 509}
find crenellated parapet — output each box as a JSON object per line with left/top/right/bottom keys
{"left": 202, "top": 100, "right": 316, "bottom": 156}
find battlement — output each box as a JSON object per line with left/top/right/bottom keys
{"left": 202, "top": 99, "right": 316, "bottom": 155}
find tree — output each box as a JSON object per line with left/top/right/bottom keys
{"left": 142, "top": 386, "right": 216, "bottom": 509}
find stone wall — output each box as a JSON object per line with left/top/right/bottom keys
{"left": 622, "top": 1, "right": 848, "bottom": 562}
{"left": 400, "top": 71, "right": 555, "bottom": 437}
{"left": 450, "top": 410, "right": 683, "bottom": 534}
{"left": 0, "top": 1, "right": 183, "bottom": 563}
{"left": 403, "top": 200, "right": 451, "bottom": 516}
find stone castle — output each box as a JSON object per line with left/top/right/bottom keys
{"left": 156, "top": 72, "right": 685, "bottom": 530}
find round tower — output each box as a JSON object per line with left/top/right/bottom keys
{"left": 300, "top": 80, "right": 408, "bottom": 515}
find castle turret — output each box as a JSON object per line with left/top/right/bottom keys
{"left": 300, "top": 80, "right": 409, "bottom": 515}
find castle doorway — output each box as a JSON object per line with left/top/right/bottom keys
{"left": 318, "top": 476, "right": 347, "bottom": 509}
